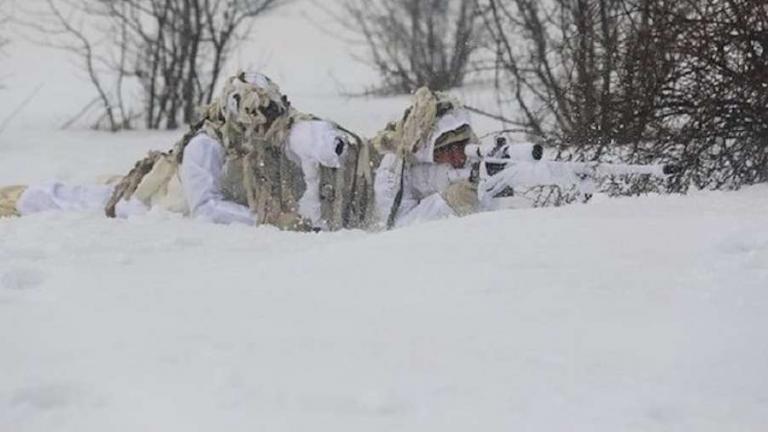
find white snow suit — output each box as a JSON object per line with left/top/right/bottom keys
{"left": 373, "top": 101, "right": 479, "bottom": 228}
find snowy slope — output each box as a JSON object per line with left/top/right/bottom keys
{"left": 1, "top": 185, "right": 767, "bottom": 432}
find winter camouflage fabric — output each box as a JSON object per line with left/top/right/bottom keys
{"left": 433, "top": 124, "right": 476, "bottom": 152}
{"left": 209, "top": 74, "right": 375, "bottom": 230}
{"left": 318, "top": 125, "right": 377, "bottom": 230}
{"left": 105, "top": 72, "right": 299, "bottom": 221}
{"left": 105, "top": 72, "right": 374, "bottom": 231}
{"left": 371, "top": 87, "right": 471, "bottom": 157}
{"left": 0, "top": 185, "right": 26, "bottom": 218}
{"left": 105, "top": 151, "right": 165, "bottom": 217}
{"left": 372, "top": 87, "right": 479, "bottom": 227}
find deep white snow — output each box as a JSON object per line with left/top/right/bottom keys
{"left": 1, "top": 185, "right": 767, "bottom": 431}
{"left": 1, "top": 0, "right": 768, "bottom": 431}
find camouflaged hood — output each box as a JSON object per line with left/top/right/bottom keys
{"left": 371, "top": 87, "right": 476, "bottom": 163}
{"left": 194, "top": 71, "right": 301, "bottom": 154}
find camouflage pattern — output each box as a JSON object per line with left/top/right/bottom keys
{"left": 318, "top": 127, "right": 376, "bottom": 231}
{"left": 105, "top": 151, "right": 165, "bottom": 218}
{"left": 132, "top": 154, "right": 187, "bottom": 214}
{"left": 240, "top": 134, "right": 308, "bottom": 230}
{"left": 371, "top": 87, "right": 478, "bottom": 228}
{"left": 0, "top": 185, "right": 26, "bottom": 218}
{"left": 441, "top": 180, "right": 478, "bottom": 216}
{"left": 433, "top": 124, "right": 477, "bottom": 152}
{"left": 208, "top": 73, "right": 375, "bottom": 230}
{"left": 371, "top": 87, "right": 465, "bottom": 158}
{"left": 105, "top": 71, "right": 373, "bottom": 231}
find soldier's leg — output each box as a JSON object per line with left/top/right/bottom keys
{"left": 15, "top": 181, "right": 114, "bottom": 215}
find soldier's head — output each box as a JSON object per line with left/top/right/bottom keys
{"left": 219, "top": 71, "right": 290, "bottom": 132}
{"left": 401, "top": 87, "right": 476, "bottom": 167}
{"left": 425, "top": 110, "right": 474, "bottom": 168}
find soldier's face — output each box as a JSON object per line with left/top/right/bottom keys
{"left": 434, "top": 143, "right": 468, "bottom": 169}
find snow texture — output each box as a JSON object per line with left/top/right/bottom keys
{"left": 1, "top": 1, "right": 767, "bottom": 430}
{"left": 1, "top": 185, "right": 767, "bottom": 432}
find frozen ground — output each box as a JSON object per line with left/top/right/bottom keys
{"left": 1, "top": 184, "right": 767, "bottom": 432}
{"left": 2, "top": 0, "right": 768, "bottom": 430}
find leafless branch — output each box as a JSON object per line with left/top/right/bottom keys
{"left": 339, "top": 0, "right": 483, "bottom": 95}
{"left": 28, "top": 0, "right": 287, "bottom": 131}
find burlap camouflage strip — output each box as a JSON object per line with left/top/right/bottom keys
{"left": 0, "top": 185, "right": 27, "bottom": 218}
{"left": 371, "top": 87, "right": 464, "bottom": 158}
{"left": 104, "top": 72, "right": 297, "bottom": 223}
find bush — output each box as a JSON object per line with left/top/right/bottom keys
{"left": 342, "top": 0, "right": 482, "bottom": 95}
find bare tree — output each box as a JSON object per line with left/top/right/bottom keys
{"left": 100, "top": 0, "right": 285, "bottom": 129}
{"left": 662, "top": 0, "right": 768, "bottom": 190}
{"left": 482, "top": 0, "right": 679, "bottom": 151}
{"left": 341, "top": 0, "right": 482, "bottom": 94}
{"left": 0, "top": 0, "right": 10, "bottom": 88}
{"left": 25, "top": 0, "right": 125, "bottom": 131}
{"left": 482, "top": 0, "right": 767, "bottom": 197}
{"left": 35, "top": 0, "right": 285, "bottom": 131}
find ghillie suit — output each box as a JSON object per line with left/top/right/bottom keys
{"left": 310, "top": 123, "right": 376, "bottom": 231}
{"left": 0, "top": 185, "right": 27, "bottom": 218}
{"left": 372, "top": 87, "right": 480, "bottom": 228}
{"left": 105, "top": 72, "right": 374, "bottom": 231}
{"left": 372, "top": 88, "right": 478, "bottom": 159}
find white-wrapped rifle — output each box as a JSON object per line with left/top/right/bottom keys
{"left": 466, "top": 137, "right": 679, "bottom": 201}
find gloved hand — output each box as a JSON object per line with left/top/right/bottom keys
{"left": 441, "top": 179, "right": 478, "bottom": 217}
{"left": 409, "top": 161, "right": 470, "bottom": 196}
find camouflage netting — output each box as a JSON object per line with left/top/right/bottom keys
{"left": 372, "top": 87, "right": 472, "bottom": 157}
{"left": 318, "top": 124, "right": 377, "bottom": 231}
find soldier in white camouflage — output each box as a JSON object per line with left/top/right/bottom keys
{"left": 372, "top": 87, "right": 481, "bottom": 229}
{"left": 1, "top": 72, "right": 375, "bottom": 231}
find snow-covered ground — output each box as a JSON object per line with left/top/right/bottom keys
{"left": 2, "top": 0, "right": 768, "bottom": 430}
{"left": 1, "top": 185, "right": 767, "bottom": 432}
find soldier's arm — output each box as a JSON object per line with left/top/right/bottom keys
{"left": 389, "top": 163, "right": 476, "bottom": 226}
{"left": 287, "top": 120, "right": 347, "bottom": 168}
{"left": 287, "top": 120, "right": 349, "bottom": 228}
{"left": 180, "top": 134, "right": 255, "bottom": 226}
